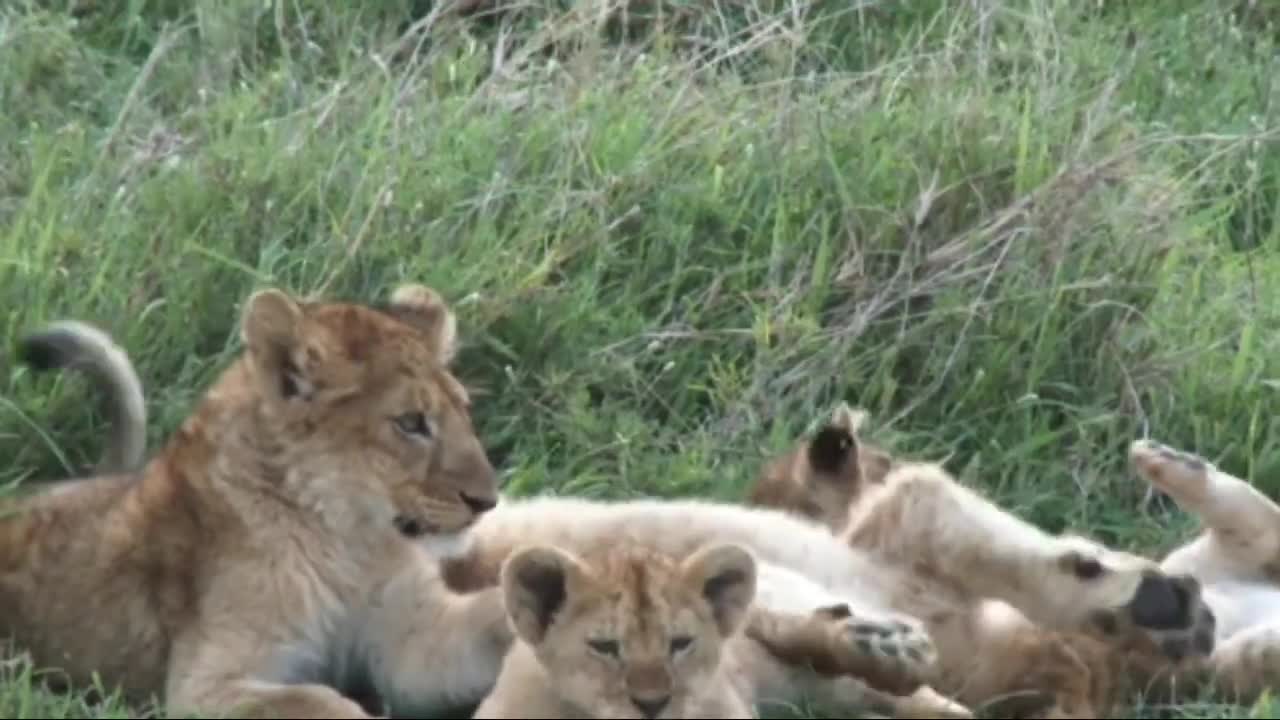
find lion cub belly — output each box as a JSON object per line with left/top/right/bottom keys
{"left": 1204, "top": 581, "right": 1280, "bottom": 641}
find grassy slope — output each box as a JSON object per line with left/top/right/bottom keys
{"left": 1, "top": 0, "right": 1279, "bottom": 717}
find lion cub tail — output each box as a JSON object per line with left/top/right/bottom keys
{"left": 16, "top": 320, "right": 148, "bottom": 475}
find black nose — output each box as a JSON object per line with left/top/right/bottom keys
{"left": 1130, "top": 573, "right": 1192, "bottom": 630}
{"left": 459, "top": 492, "right": 497, "bottom": 514}
{"left": 631, "top": 696, "right": 669, "bottom": 719}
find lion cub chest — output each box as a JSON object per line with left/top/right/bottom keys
{"left": 206, "top": 523, "right": 396, "bottom": 692}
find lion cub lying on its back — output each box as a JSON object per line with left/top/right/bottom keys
{"left": 474, "top": 541, "right": 966, "bottom": 720}
{"left": 743, "top": 404, "right": 1219, "bottom": 718}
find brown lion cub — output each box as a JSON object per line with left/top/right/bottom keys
{"left": 1, "top": 284, "right": 505, "bottom": 719}
{"left": 474, "top": 542, "right": 967, "bottom": 719}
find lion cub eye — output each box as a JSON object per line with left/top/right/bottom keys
{"left": 587, "top": 639, "right": 620, "bottom": 658}
{"left": 392, "top": 412, "right": 433, "bottom": 440}
{"left": 669, "top": 636, "right": 693, "bottom": 655}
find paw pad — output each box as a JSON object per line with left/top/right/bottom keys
{"left": 844, "top": 618, "right": 938, "bottom": 670}
{"left": 1131, "top": 440, "right": 1211, "bottom": 474}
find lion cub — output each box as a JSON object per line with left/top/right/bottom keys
{"left": 1, "top": 284, "right": 505, "bottom": 718}
{"left": 473, "top": 542, "right": 963, "bottom": 719}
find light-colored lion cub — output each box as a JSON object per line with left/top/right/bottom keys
{"left": 741, "top": 405, "right": 1219, "bottom": 718}
{"left": 443, "top": 417, "right": 1216, "bottom": 720}
{"left": 1130, "top": 439, "right": 1280, "bottom": 703}
{"left": 474, "top": 541, "right": 963, "bottom": 719}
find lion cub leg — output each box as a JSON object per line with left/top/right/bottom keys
{"left": 746, "top": 604, "right": 937, "bottom": 695}
{"left": 745, "top": 604, "right": 972, "bottom": 719}
{"left": 166, "top": 634, "right": 375, "bottom": 719}
{"left": 1130, "top": 439, "right": 1280, "bottom": 579}
{"left": 842, "top": 461, "right": 1209, "bottom": 646}
{"left": 169, "top": 678, "right": 372, "bottom": 719}
{"left": 748, "top": 559, "right": 942, "bottom": 692}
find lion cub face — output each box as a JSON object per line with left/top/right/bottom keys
{"left": 238, "top": 283, "right": 498, "bottom": 545}
{"left": 747, "top": 403, "right": 894, "bottom": 533}
{"left": 501, "top": 543, "right": 757, "bottom": 719}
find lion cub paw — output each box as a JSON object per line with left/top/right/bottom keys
{"left": 1129, "top": 439, "right": 1211, "bottom": 499}
{"left": 819, "top": 604, "right": 939, "bottom": 691}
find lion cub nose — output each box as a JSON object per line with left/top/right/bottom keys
{"left": 1130, "top": 572, "right": 1193, "bottom": 630}
{"left": 631, "top": 695, "right": 670, "bottom": 719}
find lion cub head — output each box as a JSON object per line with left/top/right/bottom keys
{"left": 500, "top": 542, "right": 757, "bottom": 719}
{"left": 746, "top": 403, "right": 894, "bottom": 533}
{"left": 235, "top": 283, "right": 498, "bottom": 546}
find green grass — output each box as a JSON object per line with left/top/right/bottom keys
{"left": 2, "top": 0, "right": 1279, "bottom": 717}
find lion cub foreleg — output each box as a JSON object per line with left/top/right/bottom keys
{"left": 740, "top": 560, "right": 973, "bottom": 719}
{"left": 165, "top": 636, "right": 373, "bottom": 720}
{"left": 843, "top": 462, "right": 1189, "bottom": 636}
{"left": 743, "top": 604, "right": 972, "bottom": 719}
{"left": 179, "top": 681, "right": 371, "bottom": 719}
{"left": 358, "top": 562, "right": 515, "bottom": 716}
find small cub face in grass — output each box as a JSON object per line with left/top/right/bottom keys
{"left": 481, "top": 542, "right": 758, "bottom": 719}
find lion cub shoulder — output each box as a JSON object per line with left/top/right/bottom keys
{"left": 473, "top": 541, "right": 759, "bottom": 719}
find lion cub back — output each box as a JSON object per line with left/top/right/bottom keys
{"left": 473, "top": 542, "right": 759, "bottom": 719}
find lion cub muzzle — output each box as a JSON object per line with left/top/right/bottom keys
{"left": 626, "top": 662, "right": 673, "bottom": 718}
{"left": 1130, "top": 572, "right": 1199, "bottom": 631}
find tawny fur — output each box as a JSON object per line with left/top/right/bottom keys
{"left": 473, "top": 542, "right": 967, "bottom": 719}
{"left": 440, "top": 446, "right": 1215, "bottom": 720}
{"left": 1129, "top": 439, "right": 1280, "bottom": 705}
{"left": 740, "top": 407, "right": 1219, "bottom": 718}
{"left": 3, "top": 300, "right": 1228, "bottom": 720}
{"left": 0, "top": 284, "right": 513, "bottom": 719}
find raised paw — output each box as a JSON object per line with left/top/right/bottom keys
{"left": 1129, "top": 439, "right": 1212, "bottom": 503}
{"left": 824, "top": 605, "right": 939, "bottom": 694}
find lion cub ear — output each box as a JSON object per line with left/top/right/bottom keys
{"left": 807, "top": 425, "right": 859, "bottom": 477}
{"left": 386, "top": 284, "right": 458, "bottom": 365}
{"left": 501, "top": 545, "right": 587, "bottom": 646}
{"left": 681, "top": 543, "right": 757, "bottom": 638}
{"left": 241, "top": 288, "right": 311, "bottom": 402}
{"left": 830, "top": 402, "right": 867, "bottom": 435}
{"left": 805, "top": 402, "right": 868, "bottom": 476}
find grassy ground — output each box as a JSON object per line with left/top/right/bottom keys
{"left": 1, "top": 0, "right": 1279, "bottom": 717}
